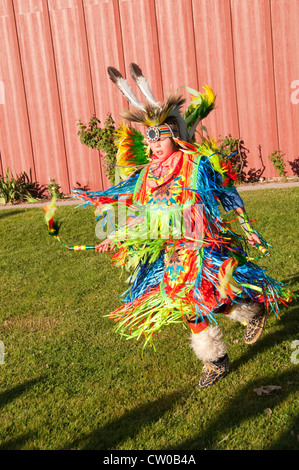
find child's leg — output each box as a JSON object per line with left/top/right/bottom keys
{"left": 226, "top": 301, "right": 266, "bottom": 344}
{"left": 188, "top": 318, "right": 230, "bottom": 389}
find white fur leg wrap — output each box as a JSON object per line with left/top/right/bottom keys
{"left": 190, "top": 326, "right": 227, "bottom": 363}
{"left": 227, "top": 302, "right": 264, "bottom": 324}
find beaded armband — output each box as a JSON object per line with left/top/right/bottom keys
{"left": 238, "top": 213, "right": 271, "bottom": 257}
{"left": 238, "top": 213, "right": 254, "bottom": 234}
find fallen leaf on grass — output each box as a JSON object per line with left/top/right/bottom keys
{"left": 254, "top": 385, "right": 282, "bottom": 396}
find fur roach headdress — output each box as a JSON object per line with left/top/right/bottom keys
{"left": 107, "top": 63, "right": 216, "bottom": 145}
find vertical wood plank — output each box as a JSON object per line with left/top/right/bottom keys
{"left": 83, "top": 0, "right": 126, "bottom": 189}
{"left": 230, "top": 0, "right": 278, "bottom": 178}
{"left": 118, "top": 0, "right": 163, "bottom": 103}
{"left": 0, "top": 0, "right": 34, "bottom": 178}
{"left": 13, "top": 0, "right": 70, "bottom": 192}
{"left": 271, "top": 0, "right": 299, "bottom": 176}
{"left": 48, "top": 0, "right": 101, "bottom": 191}
{"left": 192, "top": 0, "right": 239, "bottom": 141}
{"left": 155, "top": 0, "right": 198, "bottom": 98}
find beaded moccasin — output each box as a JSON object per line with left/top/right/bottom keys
{"left": 197, "top": 354, "right": 231, "bottom": 389}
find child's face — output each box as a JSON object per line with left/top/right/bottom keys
{"left": 150, "top": 137, "right": 175, "bottom": 160}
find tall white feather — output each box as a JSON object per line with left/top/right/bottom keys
{"left": 107, "top": 66, "right": 145, "bottom": 110}
{"left": 130, "top": 63, "right": 160, "bottom": 108}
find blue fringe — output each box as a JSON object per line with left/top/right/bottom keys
{"left": 71, "top": 174, "right": 139, "bottom": 203}
{"left": 124, "top": 251, "right": 165, "bottom": 303}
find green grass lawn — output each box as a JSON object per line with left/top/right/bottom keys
{"left": 0, "top": 187, "right": 298, "bottom": 450}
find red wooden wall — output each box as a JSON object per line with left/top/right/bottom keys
{"left": 0, "top": 0, "right": 299, "bottom": 193}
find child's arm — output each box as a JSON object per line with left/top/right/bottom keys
{"left": 216, "top": 186, "right": 270, "bottom": 254}
{"left": 234, "top": 206, "right": 262, "bottom": 247}
{"left": 95, "top": 238, "right": 116, "bottom": 253}
{"left": 95, "top": 214, "right": 143, "bottom": 253}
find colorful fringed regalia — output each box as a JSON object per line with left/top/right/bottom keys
{"left": 45, "top": 63, "right": 292, "bottom": 388}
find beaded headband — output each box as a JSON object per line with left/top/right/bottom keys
{"left": 146, "top": 124, "right": 175, "bottom": 143}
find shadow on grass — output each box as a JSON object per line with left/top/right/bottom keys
{"left": 164, "top": 369, "right": 299, "bottom": 451}
{"left": 0, "top": 377, "right": 46, "bottom": 410}
{"left": 61, "top": 388, "right": 191, "bottom": 450}
{"left": 0, "top": 209, "right": 26, "bottom": 219}
{"left": 267, "top": 413, "right": 299, "bottom": 450}
{"left": 162, "top": 305, "right": 299, "bottom": 450}
{"left": 60, "top": 305, "right": 298, "bottom": 451}
{"left": 232, "top": 303, "right": 298, "bottom": 371}
{"left": 0, "top": 376, "right": 46, "bottom": 450}
{"left": 281, "top": 273, "right": 299, "bottom": 294}
{"left": 0, "top": 432, "right": 38, "bottom": 450}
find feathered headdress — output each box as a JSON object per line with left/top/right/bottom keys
{"left": 108, "top": 63, "right": 216, "bottom": 144}
{"left": 108, "top": 64, "right": 188, "bottom": 142}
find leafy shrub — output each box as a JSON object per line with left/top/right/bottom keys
{"left": 47, "top": 178, "right": 63, "bottom": 199}
{"left": 0, "top": 169, "right": 43, "bottom": 204}
{"left": 218, "top": 134, "right": 248, "bottom": 183}
{"left": 268, "top": 150, "right": 287, "bottom": 178}
{"left": 77, "top": 114, "right": 118, "bottom": 184}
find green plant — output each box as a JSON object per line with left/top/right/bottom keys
{"left": 77, "top": 114, "right": 118, "bottom": 184}
{"left": 268, "top": 150, "right": 287, "bottom": 179}
{"left": 0, "top": 169, "right": 42, "bottom": 204}
{"left": 218, "top": 134, "right": 248, "bottom": 183}
{"left": 47, "top": 178, "right": 63, "bottom": 199}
